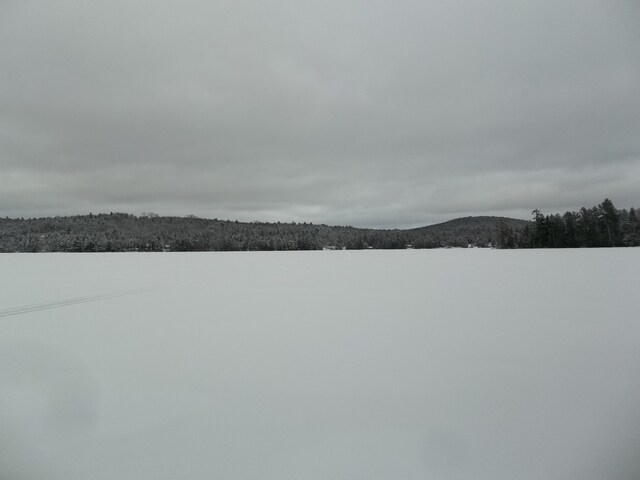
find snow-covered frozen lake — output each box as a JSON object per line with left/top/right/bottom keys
{"left": 1, "top": 249, "right": 639, "bottom": 479}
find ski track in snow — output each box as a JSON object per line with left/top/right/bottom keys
{"left": 0, "top": 287, "right": 154, "bottom": 318}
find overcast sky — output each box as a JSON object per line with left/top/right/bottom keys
{"left": 1, "top": 0, "right": 639, "bottom": 228}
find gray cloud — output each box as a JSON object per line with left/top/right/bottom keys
{"left": 1, "top": 0, "right": 639, "bottom": 227}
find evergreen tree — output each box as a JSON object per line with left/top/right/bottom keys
{"left": 597, "top": 198, "right": 621, "bottom": 246}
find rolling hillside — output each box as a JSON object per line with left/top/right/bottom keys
{"left": 0, "top": 214, "right": 529, "bottom": 252}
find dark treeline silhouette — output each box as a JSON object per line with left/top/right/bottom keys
{"left": 495, "top": 198, "right": 639, "bottom": 248}
{"left": 1, "top": 200, "right": 636, "bottom": 253}
{"left": 0, "top": 213, "right": 526, "bottom": 253}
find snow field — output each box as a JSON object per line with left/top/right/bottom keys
{"left": 1, "top": 249, "right": 639, "bottom": 479}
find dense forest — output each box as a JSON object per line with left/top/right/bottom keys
{"left": 0, "top": 199, "right": 636, "bottom": 252}
{"left": 0, "top": 213, "right": 524, "bottom": 253}
{"left": 495, "top": 199, "right": 639, "bottom": 248}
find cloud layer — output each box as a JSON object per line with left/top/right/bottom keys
{"left": 1, "top": 0, "right": 639, "bottom": 227}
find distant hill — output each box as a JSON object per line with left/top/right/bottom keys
{"left": 0, "top": 213, "right": 529, "bottom": 252}
{"left": 411, "top": 216, "right": 530, "bottom": 233}
{"left": 407, "top": 216, "right": 531, "bottom": 248}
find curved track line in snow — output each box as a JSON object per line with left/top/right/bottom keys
{"left": 0, "top": 288, "right": 154, "bottom": 318}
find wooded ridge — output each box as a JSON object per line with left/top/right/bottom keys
{"left": 0, "top": 199, "right": 637, "bottom": 252}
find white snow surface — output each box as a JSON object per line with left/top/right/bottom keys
{"left": 1, "top": 249, "right": 639, "bottom": 479}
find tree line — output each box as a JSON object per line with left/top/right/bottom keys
{"left": 0, "top": 213, "right": 518, "bottom": 253}
{"left": 496, "top": 199, "right": 639, "bottom": 248}
{"left": 0, "top": 199, "right": 636, "bottom": 253}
